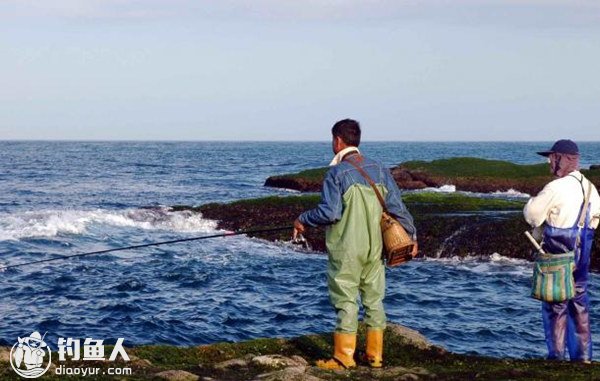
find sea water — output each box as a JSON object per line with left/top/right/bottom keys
{"left": 0, "top": 141, "right": 599, "bottom": 359}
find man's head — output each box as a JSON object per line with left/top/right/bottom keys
{"left": 537, "top": 139, "right": 580, "bottom": 178}
{"left": 331, "top": 119, "right": 361, "bottom": 154}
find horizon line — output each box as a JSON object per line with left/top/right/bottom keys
{"left": 2, "top": 139, "right": 600, "bottom": 143}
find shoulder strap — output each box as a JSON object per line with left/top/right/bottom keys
{"left": 345, "top": 157, "right": 388, "bottom": 213}
{"left": 574, "top": 177, "right": 593, "bottom": 248}
{"left": 578, "top": 180, "right": 593, "bottom": 228}
{"left": 568, "top": 174, "right": 590, "bottom": 228}
{"left": 569, "top": 173, "right": 585, "bottom": 195}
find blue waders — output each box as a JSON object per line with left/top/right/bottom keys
{"left": 542, "top": 205, "right": 595, "bottom": 361}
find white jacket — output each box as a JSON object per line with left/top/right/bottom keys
{"left": 524, "top": 171, "right": 600, "bottom": 229}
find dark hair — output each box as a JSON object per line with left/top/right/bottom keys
{"left": 331, "top": 119, "right": 361, "bottom": 147}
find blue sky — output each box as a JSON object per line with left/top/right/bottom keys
{"left": 1, "top": 1, "right": 599, "bottom": 141}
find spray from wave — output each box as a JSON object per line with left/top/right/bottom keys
{"left": 490, "top": 188, "right": 530, "bottom": 199}
{"left": 423, "top": 252, "right": 532, "bottom": 276}
{"left": 413, "top": 185, "right": 529, "bottom": 199}
{"left": 0, "top": 207, "right": 217, "bottom": 241}
{"left": 420, "top": 185, "right": 457, "bottom": 193}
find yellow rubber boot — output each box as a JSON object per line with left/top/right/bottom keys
{"left": 316, "top": 332, "right": 357, "bottom": 370}
{"left": 366, "top": 329, "right": 383, "bottom": 368}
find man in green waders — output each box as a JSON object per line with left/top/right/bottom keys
{"left": 293, "top": 119, "right": 417, "bottom": 369}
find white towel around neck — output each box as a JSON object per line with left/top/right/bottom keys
{"left": 329, "top": 147, "right": 360, "bottom": 167}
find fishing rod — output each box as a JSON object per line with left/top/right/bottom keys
{"left": 0, "top": 226, "right": 297, "bottom": 272}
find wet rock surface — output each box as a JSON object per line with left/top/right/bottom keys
{"left": 251, "top": 354, "right": 308, "bottom": 368}
{"left": 0, "top": 347, "right": 10, "bottom": 363}
{"left": 155, "top": 370, "right": 201, "bottom": 381}
{"left": 386, "top": 325, "right": 439, "bottom": 352}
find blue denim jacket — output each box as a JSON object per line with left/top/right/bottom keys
{"left": 299, "top": 154, "right": 416, "bottom": 238}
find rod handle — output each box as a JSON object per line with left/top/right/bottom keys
{"left": 524, "top": 231, "right": 546, "bottom": 255}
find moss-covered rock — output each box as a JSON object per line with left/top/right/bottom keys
{"left": 397, "top": 157, "right": 600, "bottom": 194}
{"left": 2, "top": 323, "right": 598, "bottom": 380}
{"left": 402, "top": 157, "right": 549, "bottom": 178}
{"left": 264, "top": 168, "right": 328, "bottom": 192}
{"left": 264, "top": 157, "right": 600, "bottom": 194}
{"left": 264, "top": 167, "right": 326, "bottom": 192}
{"left": 401, "top": 192, "right": 525, "bottom": 213}
{"left": 176, "top": 193, "right": 600, "bottom": 271}
{"left": 187, "top": 192, "right": 526, "bottom": 253}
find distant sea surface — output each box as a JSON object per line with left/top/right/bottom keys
{"left": 1, "top": 141, "right": 599, "bottom": 359}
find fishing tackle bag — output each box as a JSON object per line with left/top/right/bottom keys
{"left": 531, "top": 251, "right": 576, "bottom": 302}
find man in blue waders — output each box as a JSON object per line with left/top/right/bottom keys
{"left": 293, "top": 119, "right": 417, "bottom": 369}
{"left": 524, "top": 139, "right": 600, "bottom": 362}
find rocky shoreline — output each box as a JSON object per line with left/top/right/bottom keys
{"left": 2, "top": 323, "right": 598, "bottom": 380}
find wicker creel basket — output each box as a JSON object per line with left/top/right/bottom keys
{"left": 381, "top": 212, "right": 415, "bottom": 266}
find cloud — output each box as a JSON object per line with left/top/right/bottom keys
{"left": 2, "top": 0, "right": 600, "bottom": 27}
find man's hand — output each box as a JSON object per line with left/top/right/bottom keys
{"left": 410, "top": 241, "right": 419, "bottom": 258}
{"left": 293, "top": 218, "right": 306, "bottom": 240}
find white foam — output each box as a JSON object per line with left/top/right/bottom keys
{"left": 0, "top": 207, "right": 217, "bottom": 241}
{"left": 412, "top": 186, "right": 529, "bottom": 200}
{"left": 421, "top": 184, "right": 457, "bottom": 193}
{"left": 490, "top": 188, "right": 530, "bottom": 199}
{"left": 425, "top": 252, "right": 530, "bottom": 265}
{"left": 276, "top": 188, "right": 301, "bottom": 194}
{"left": 424, "top": 252, "right": 531, "bottom": 276}
{"left": 434, "top": 226, "right": 467, "bottom": 258}
{"left": 488, "top": 252, "right": 531, "bottom": 265}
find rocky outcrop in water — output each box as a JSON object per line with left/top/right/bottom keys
{"left": 259, "top": 158, "right": 600, "bottom": 270}
{"left": 173, "top": 193, "right": 600, "bottom": 271}
{"left": 264, "top": 168, "right": 326, "bottom": 193}
{"left": 389, "top": 167, "right": 545, "bottom": 194}
{"left": 265, "top": 158, "right": 600, "bottom": 195}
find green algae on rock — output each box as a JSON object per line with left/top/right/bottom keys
{"left": 3, "top": 323, "right": 599, "bottom": 380}
{"left": 401, "top": 192, "right": 525, "bottom": 213}
{"left": 176, "top": 193, "right": 600, "bottom": 271}
{"left": 264, "top": 157, "right": 600, "bottom": 194}
{"left": 264, "top": 167, "right": 328, "bottom": 192}
{"left": 401, "top": 157, "right": 550, "bottom": 178}
{"left": 398, "top": 157, "right": 600, "bottom": 194}
{"left": 190, "top": 192, "right": 523, "bottom": 252}
{"left": 195, "top": 192, "right": 531, "bottom": 261}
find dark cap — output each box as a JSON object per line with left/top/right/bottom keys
{"left": 537, "top": 139, "right": 579, "bottom": 157}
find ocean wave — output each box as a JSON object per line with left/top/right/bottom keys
{"left": 413, "top": 186, "right": 529, "bottom": 200}
{"left": 490, "top": 188, "right": 530, "bottom": 199}
{"left": 273, "top": 188, "right": 302, "bottom": 194}
{"left": 488, "top": 252, "right": 531, "bottom": 265}
{"left": 423, "top": 252, "right": 532, "bottom": 277}
{"left": 425, "top": 252, "right": 530, "bottom": 266}
{"left": 421, "top": 185, "right": 457, "bottom": 193}
{"left": 0, "top": 207, "right": 217, "bottom": 241}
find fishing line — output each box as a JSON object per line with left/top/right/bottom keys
{"left": 0, "top": 226, "right": 294, "bottom": 272}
